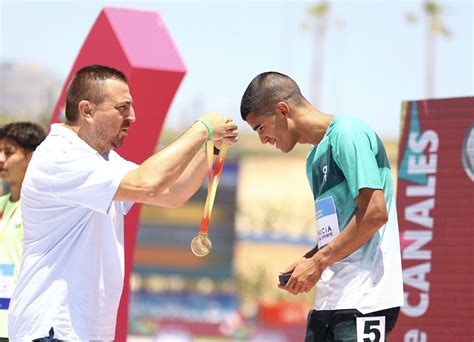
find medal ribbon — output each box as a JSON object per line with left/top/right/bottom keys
{"left": 199, "top": 141, "right": 229, "bottom": 235}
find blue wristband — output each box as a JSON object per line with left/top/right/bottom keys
{"left": 196, "top": 119, "right": 213, "bottom": 141}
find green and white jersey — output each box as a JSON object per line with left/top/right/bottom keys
{"left": 306, "top": 116, "right": 403, "bottom": 314}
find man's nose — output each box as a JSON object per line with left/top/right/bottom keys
{"left": 128, "top": 107, "right": 136, "bottom": 123}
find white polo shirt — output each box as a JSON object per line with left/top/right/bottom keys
{"left": 8, "top": 124, "right": 138, "bottom": 341}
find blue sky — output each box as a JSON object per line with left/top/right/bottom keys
{"left": 1, "top": 0, "right": 472, "bottom": 139}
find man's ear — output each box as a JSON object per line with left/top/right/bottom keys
{"left": 275, "top": 101, "right": 290, "bottom": 118}
{"left": 78, "top": 100, "right": 93, "bottom": 121}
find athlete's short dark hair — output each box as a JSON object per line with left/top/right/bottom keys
{"left": 0, "top": 122, "right": 46, "bottom": 151}
{"left": 240, "top": 72, "right": 306, "bottom": 120}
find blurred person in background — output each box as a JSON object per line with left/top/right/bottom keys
{"left": 240, "top": 72, "right": 403, "bottom": 341}
{"left": 0, "top": 122, "right": 46, "bottom": 341}
{"left": 8, "top": 64, "right": 239, "bottom": 342}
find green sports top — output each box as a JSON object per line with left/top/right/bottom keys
{"left": 0, "top": 194, "right": 23, "bottom": 338}
{"left": 306, "top": 115, "right": 403, "bottom": 313}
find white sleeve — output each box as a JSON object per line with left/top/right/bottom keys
{"left": 50, "top": 148, "right": 137, "bottom": 214}
{"left": 113, "top": 153, "right": 139, "bottom": 215}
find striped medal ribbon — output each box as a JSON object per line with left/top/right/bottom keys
{"left": 190, "top": 142, "right": 229, "bottom": 257}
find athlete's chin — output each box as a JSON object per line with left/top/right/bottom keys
{"left": 277, "top": 144, "right": 294, "bottom": 154}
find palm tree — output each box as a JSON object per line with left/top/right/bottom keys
{"left": 302, "top": 2, "right": 331, "bottom": 107}
{"left": 406, "top": 1, "right": 451, "bottom": 98}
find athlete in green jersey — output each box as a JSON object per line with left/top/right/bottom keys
{"left": 240, "top": 72, "right": 403, "bottom": 341}
{"left": 0, "top": 122, "right": 45, "bottom": 340}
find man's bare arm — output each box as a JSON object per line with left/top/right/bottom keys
{"left": 114, "top": 114, "right": 237, "bottom": 205}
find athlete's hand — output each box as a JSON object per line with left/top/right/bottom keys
{"left": 278, "top": 259, "right": 299, "bottom": 277}
{"left": 278, "top": 257, "right": 322, "bottom": 295}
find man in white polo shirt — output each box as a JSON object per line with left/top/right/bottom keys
{"left": 8, "top": 65, "right": 238, "bottom": 341}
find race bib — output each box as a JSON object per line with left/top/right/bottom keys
{"left": 316, "top": 197, "right": 340, "bottom": 249}
{"left": 0, "top": 264, "right": 14, "bottom": 310}
{"left": 356, "top": 316, "right": 386, "bottom": 342}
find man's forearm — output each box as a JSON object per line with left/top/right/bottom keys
{"left": 115, "top": 122, "right": 209, "bottom": 204}
{"left": 136, "top": 124, "right": 208, "bottom": 190}
{"left": 164, "top": 150, "right": 212, "bottom": 205}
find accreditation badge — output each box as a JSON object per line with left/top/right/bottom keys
{"left": 0, "top": 264, "right": 14, "bottom": 310}
{"left": 316, "top": 197, "right": 340, "bottom": 249}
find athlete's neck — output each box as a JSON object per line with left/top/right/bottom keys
{"left": 296, "top": 109, "right": 334, "bottom": 146}
{"left": 9, "top": 184, "right": 20, "bottom": 202}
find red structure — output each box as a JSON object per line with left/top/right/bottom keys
{"left": 50, "top": 7, "right": 186, "bottom": 341}
{"left": 393, "top": 97, "right": 474, "bottom": 341}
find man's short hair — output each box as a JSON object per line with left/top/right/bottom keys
{"left": 240, "top": 71, "right": 306, "bottom": 120}
{"left": 0, "top": 122, "right": 46, "bottom": 151}
{"left": 65, "top": 64, "right": 128, "bottom": 122}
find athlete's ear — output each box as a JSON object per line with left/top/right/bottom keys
{"left": 275, "top": 101, "right": 290, "bottom": 118}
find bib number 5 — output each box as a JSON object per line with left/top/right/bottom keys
{"left": 356, "top": 316, "right": 386, "bottom": 342}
